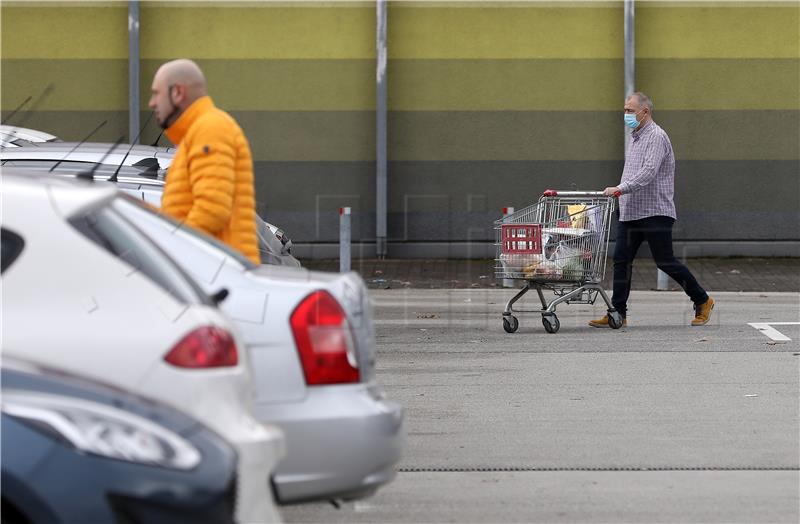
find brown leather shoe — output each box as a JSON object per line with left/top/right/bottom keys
{"left": 691, "top": 297, "right": 715, "bottom": 326}
{"left": 588, "top": 315, "right": 627, "bottom": 328}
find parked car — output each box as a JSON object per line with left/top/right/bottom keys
{"left": 1, "top": 171, "right": 285, "bottom": 523}
{"left": 0, "top": 142, "right": 299, "bottom": 267}
{"left": 3, "top": 159, "right": 405, "bottom": 504}
{"left": 0, "top": 140, "right": 173, "bottom": 167}
{"left": 2, "top": 359, "right": 238, "bottom": 524}
{"left": 0, "top": 125, "right": 61, "bottom": 147}
{"left": 111, "top": 194, "right": 405, "bottom": 503}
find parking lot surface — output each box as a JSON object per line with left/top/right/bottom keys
{"left": 284, "top": 290, "right": 799, "bottom": 523}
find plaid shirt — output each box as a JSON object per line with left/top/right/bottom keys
{"left": 618, "top": 120, "right": 677, "bottom": 222}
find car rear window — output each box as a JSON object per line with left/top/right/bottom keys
{"left": 1, "top": 228, "right": 25, "bottom": 273}
{"left": 113, "top": 194, "right": 258, "bottom": 270}
{"left": 69, "top": 204, "right": 213, "bottom": 306}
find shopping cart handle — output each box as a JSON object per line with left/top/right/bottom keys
{"left": 542, "top": 189, "right": 614, "bottom": 198}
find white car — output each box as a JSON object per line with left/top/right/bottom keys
{"left": 0, "top": 125, "right": 61, "bottom": 147}
{"left": 0, "top": 171, "right": 285, "bottom": 523}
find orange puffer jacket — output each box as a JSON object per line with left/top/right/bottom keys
{"left": 163, "top": 96, "right": 259, "bottom": 264}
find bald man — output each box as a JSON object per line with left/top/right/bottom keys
{"left": 148, "top": 59, "right": 260, "bottom": 264}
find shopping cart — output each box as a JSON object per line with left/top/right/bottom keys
{"left": 495, "top": 189, "right": 622, "bottom": 334}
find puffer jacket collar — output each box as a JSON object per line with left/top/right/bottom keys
{"left": 165, "top": 96, "right": 215, "bottom": 145}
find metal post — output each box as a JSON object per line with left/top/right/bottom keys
{"left": 128, "top": 1, "right": 140, "bottom": 144}
{"left": 376, "top": 0, "right": 388, "bottom": 259}
{"left": 340, "top": 207, "right": 351, "bottom": 273}
{"left": 624, "top": 1, "right": 667, "bottom": 289}
{"left": 502, "top": 207, "right": 514, "bottom": 288}
{"left": 624, "top": 0, "right": 634, "bottom": 151}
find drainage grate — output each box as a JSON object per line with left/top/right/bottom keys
{"left": 398, "top": 466, "right": 800, "bottom": 473}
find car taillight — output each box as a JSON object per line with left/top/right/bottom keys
{"left": 290, "top": 290, "right": 360, "bottom": 385}
{"left": 164, "top": 327, "right": 238, "bottom": 368}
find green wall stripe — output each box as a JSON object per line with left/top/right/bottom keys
{"left": 0, "top": 111, "right": 130, "bottom": 145}
{"left": 3, "top": 3, "right": 797, "bottom": 60}
{"left": 242, "top": 110, "right": 800, "bottom": 162}
{"left": 389, "top": 4, "right": 622, "bottom": 59}
{"left": 1, "top": 4, "right": 127, "bottom": 60}
{"left": 637, "top": 59, "right": 800, "bottom": 111}
{"left": 390, "top": 59, "right": 799, "bottom": 111}
{"left": 140, "top": 4, "right": 374, "bottom": 60}
{"left": 392, "top": 4, "right": 799, "bottom": 59}
{"left": 5, "top": 59, "right": 798, "bottom": 112}
{"left": 139, "top": 59, "right": 375, "bottom": 112}
{"left": 388, "top": 59, "right": 622, "bottom": 111}
{"left": 6, "top": 110, "right": 797, "bottom": 163}
{"left": 1, "top": 60, "right": 127, "bottom": 111}
{"left": 638, "top": 5, "right": 799, "bottom": 59}
{"left": 380, "top": 110, "right": 798, "bottom": 161}
{"left": 235, "top": 111, "right": 375, "bottom": 163}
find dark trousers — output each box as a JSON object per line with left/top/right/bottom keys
{"left": 612, "top": 215, "right": 708, "bottom": 317}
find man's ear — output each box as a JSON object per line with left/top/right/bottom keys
{"left": 171, "top": 84, "right": 184, "bottom": 106}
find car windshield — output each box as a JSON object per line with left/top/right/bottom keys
{"left": 113, "top": 194, "right": 258, "bottom": 271}
{"left": 69, "top": 202, "right": 213, "bottom": 306}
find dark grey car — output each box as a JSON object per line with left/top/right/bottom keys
{"left": 1, "top": 359, "right": 238, "bottom": 524}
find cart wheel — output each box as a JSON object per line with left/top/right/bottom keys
{"left": 502, "top": 316, "right": 519, "bottom": 334}
{"left": 542, "top": 314, "right": 560, "bottom": 334}
{"left": 607, "top": 311, "right": 623, "bottom": 330}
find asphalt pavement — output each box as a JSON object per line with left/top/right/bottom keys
{"left": 284, "top": 290, "right": 799, "bottom": 523}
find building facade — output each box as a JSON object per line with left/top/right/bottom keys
{"left": 2, "top": 1, "right": 798, "bottom": 257}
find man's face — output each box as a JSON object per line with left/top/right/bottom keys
{"left": 148, "top": 71, "right": 174, "bottom": 128}
{"left": 624, "top": 97, "right": 646, "bottom": 121}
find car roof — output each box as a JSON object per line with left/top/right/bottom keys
{"left": 0, "top": 125, "right": 60, "bottom": 144}
{"left": 2, "top": 162, "right": 166, "bottom": 187}
{"left": 2, "top": 168, "right": 118, "bottom": 217}
{"left": 0, "top": 142, "right": 176, "bottom": 168}
{"left": 2, "top": 141, "right": 174, "bottom": 155}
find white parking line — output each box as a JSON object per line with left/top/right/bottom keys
{"left": 354, "top": 500, "right": 377, "bottom": 513}
{"left": 747, "top": 322, "right": 800, "bottom": 342}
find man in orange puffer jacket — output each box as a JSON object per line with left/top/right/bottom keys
{"left": 148, "top": 59, "right": 260, "bottom": 264}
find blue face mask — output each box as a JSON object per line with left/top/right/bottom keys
{"left": 623, "top": 113, "right": 639, "bottom": 129}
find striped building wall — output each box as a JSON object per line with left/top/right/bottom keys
{"left": 2, "top": 1, "right": 798, "bottom": 256}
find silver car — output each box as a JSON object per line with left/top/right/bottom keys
{"left": 4, "top": 159, "right": 405, "bottom": 504}
{"left": 0, "top": 142, "right": 299, "bottom": 268}
{"left": 114, "top": 195, "right": 404, "bottom": 503}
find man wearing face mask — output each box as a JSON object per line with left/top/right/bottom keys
{"left": 147, "top": 59, "right": 259, "bottom": 264}
{"left": 590, "top": 92, "right": 714, "bottom": 328}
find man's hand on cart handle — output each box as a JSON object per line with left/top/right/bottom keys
{"left": 603, "top": 186, "right": 622, "bottom": 198}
